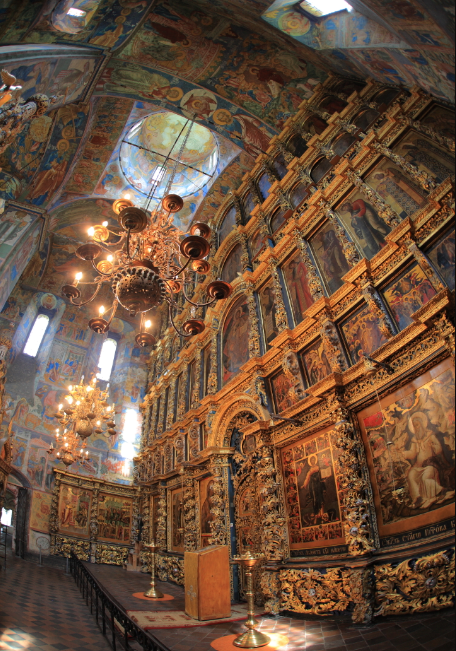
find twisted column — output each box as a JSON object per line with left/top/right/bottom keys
{"left": 291, "top": 229, "right": 325, "bottom": 301}
{"left": 321, "top": 202, "right": 361, "bottom": 267}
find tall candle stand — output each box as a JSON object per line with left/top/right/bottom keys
{"left": 233, "top": 551, "right": 270, "bottom": 648}
{"left": 144, "top": 540, "right": 164, "bottom": 599}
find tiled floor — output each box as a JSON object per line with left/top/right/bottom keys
{"left": 1, "top": 555, "right": 454, "bottom": 651}
{"left": 0, "top": 554, "right": 111, "bottom": 651}
{"left": 86, "top": 563, "right": 455, "bottom": 651}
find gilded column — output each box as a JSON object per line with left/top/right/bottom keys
{"left": 49, "top": 474, "right": 61, "bottom": 554}
{"left": 371, "top": 141, "right": 437, "bottom": 192}
{"left": 321, "top": 202, "right": 361, "bottom": 267}
{"left": 291, "top": 228, "right": 325, "bottom": 301}
{"left": 256, "top": 446, "right": 288, "bottom": 561}
{"left": 207, "top": 318, "right": 220, "bottom": 395}
{"left": 148, "top": 392, "right": 158, "bottom": 442}
{"left": 330, "top": 395, "right": 377, "bottom": 556}
{"left": 130, "top": 487, "right": 141, "bottom": 545}
{"left": 166, "top": 372, "right": 178, "bottom": 431}
{"left": 156, "top": 485, "right": 167, "bottom": 550}
{"left": 407, "top": 240, "right": 446, "bottom": 292}
{"left": 320, "top": 316, "right": 348, "bottom": 374}
{"left": 238, "top": 232, "right": 251, "bottom": 272}
{"left": 345, "top": 168, "right": 400, "bottom": 228}
{"left": 140, "top": 486, "right": 151, "bottom": 544}
{"left": 208, "top": 459, "right": 228, "bottom": 546}
{"left": 177, "top": 359, "right": 190, "bottom": 419}
{"left": 268, "top": 258, "right": 289, "bottom": 332}
{"left": 191, "top": 342, "right": 203, "bottom": 410}
{"left": 361, "top": 282, "right": 396, "bottom": 340}
{"left": 243, "top": 281, "right": 261, "bottom": 359}
{"left": 183, "top": 473, "right": 198, "bottom": 551}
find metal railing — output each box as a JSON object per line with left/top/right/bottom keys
{"left": 70, "top": 555, "right": 171, "bottom": 651}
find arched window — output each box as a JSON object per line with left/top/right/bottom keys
{"left": 23, "top": 314, "right": 49, "bottom": 357}
{"left": 52, "top": 0, "right": 101, "bottom": 34}
{"left": 97, "top": 337, "right": 117, "bottom": 381}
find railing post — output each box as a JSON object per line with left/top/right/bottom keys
{"left": 102, "top": 599, "right": 106, "bottom": 635}
{"left": 111, "top": 609, "right": 117, "bottom": 651}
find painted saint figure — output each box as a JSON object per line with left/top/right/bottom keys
{"left": 339, "top": 198, "right": 390, "bottom": 259}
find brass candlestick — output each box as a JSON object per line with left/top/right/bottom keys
{"left": 144, "top": 540, "right": 164, "bottom": 599}
{"left": 233, "top": 551, "right": 270, "bottom": 648}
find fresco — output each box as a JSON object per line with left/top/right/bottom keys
{"left": 222, "top": 297, "right": 250, "bottom": 386}
{"left": 270, "top": 371, "right": 296, "bottom": 413}
{"left": 3, "top": 56, "right": 99, "bottom": 107}
{"left": 360, "top": 365, "right": 455, "bottom": 532}
{"left": 65, "top": 96, "right": 133, "bottom": 196}
{"left": 337, "top": 193, "right": 391, "bottom": 259}
{"left": 259, "top": 283, "right": 279, "bottom": 347}
{"left": 58, "top": 484, "right": 92, "bottom": 538}
{"left": 426, "top": 228, "right": 455, "bottom": 291}
{"left": 30, "top": 490, "right": 53, "bottom": 533}
{"left": 341, "top": 304, "right": 389, "bottom": 365}
{"left": 0, "top": 220, "right": 41, "bottom": 314}
{"left": 282, "top": 428, "right": 344, "bottom": 551}
{"left": 310, "top": 221, "right": 351, "bottom": 295}
{"left": 383, "top": 263, "right": 437, "bottom": 330}
{"left": 301, "top": 339, "right": 331, "bottom": 386}
{"left": 0, "top": 208, "right": 38, "bottom": 266}
{"left": 221, "top": 243, "right": 243, "bottom": 284}
{"left": 96, "top": 59, "right": 278, "bottom": 157}
{"left": 171, "top": 486, "right": 184, "bottom": 552}
{"left": 193, "top": 151, "right": 254, "bottom": 225}
{"left": 119, "top": 1, "right": 328, "bottom": 131}
{"left": 0, "top": 115, "right": 53, "bottom": 187}
{"left": 97, "top": 492, "right": 132, "bottom": 543}
{"left": 26, "top": 104, "right": 91, "bottom": 207}
{"left": 199, "top": 475, "right": 215, "bottom": 547}
{"left": 282, "top": 251, "right": 314, "bottom": 325}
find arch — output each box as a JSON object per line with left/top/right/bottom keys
{"left": 302, "top": 113, "right": 328, "bottom": 136}
{"left": 287, "top": 133, "right": 308, "bottom": 159}
{"left": 270, "top": 207, "right": 290, "bottom": 233}
{"left": 221, "top": 242, "right": 243, "bottom": 283}
{"left": 318, "top": 95, "right": 348, "bottom": 115}
{"left": 310, "top": 157, "right": 332, "bottom": 183}
{"left": 290, "top": 182, "right": 309, "bottom": 208}
{"left": 353, "top": 107, "right": 380, "bottom": 132}
{"left": 332, "top": 132, "right": 356, "bottom": 157}
{"left": 209, "top": 394, "right": 267, "bottom": 448}
{"left": 271, "top": 153, "right": 288, "bottom": 180}
{"left": 242, "top": 190, "right": 256, "bottom": 221}
{"left": 258, "top": 172, "right": 272, "bottom": 201}
{"left": 218, "top": 204, "right": 237, "bottom": 245}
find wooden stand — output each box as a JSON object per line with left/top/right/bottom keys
{"left": 184, "top": 545, "right": 231, "bottom": 621}
{"left": 125, "top": 541, "right": 143, "bottom": 572}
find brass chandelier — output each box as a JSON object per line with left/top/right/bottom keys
{"left": 61, "top": 116, "right": 232, "bottom": 346}
{"left": 47, "top": 376, "right": 115, "bottom": 467}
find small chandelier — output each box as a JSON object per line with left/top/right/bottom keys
{"left": 62, "top": 111, "right": 232, "bottom": 345}
{"left": 47, "top": 376, "right": 115, "bottom": 468}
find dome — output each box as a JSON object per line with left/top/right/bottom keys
{"left": 119, "top": 111, "right": 218, "bottom": 200}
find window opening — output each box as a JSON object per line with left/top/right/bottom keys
{"left": 97, "top": 338, "right": 117, "bottom": 381}
{"left": 23, "top": 314, "right": 49, "bottom": 357}
{"left": 298, "top": 0, "right": 352, "bottom": 17}
{"left": 1, "top": 508, "right": 12, "bottom": 526}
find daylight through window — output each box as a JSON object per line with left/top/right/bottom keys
{"left": 97, "top": 338, "right": 117, "bottom": 381}
{"left": 23, "top": 314, "right": 49, "bottom": 357}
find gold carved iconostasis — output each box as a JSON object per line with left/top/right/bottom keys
{"left": 50, "top": 470, "right": 138, "bottom": 565}
{"left": 134, "top": 77, "right": 455, "bottom": 624}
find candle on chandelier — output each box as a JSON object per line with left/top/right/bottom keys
{"left": 74, "top": 272, "right": 82, "bottom": 287}
{"left": 88, "top": 227, "right": 95, "bottom": 237}
{"left": 145, "top": 320, "right": 152, "bottom": 329}
{"left": 99, "top": 305, "right": 105, "bottom": 316}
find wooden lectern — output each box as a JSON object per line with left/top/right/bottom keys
{"left": 184, "top": 545, "right": 231, "bottom": 621}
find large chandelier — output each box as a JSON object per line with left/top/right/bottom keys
{"left": 47, "top": 376, "right": 114, "bottom": 467}
{"left": 61, "top": 116, "right": 232, "bottom": 345}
